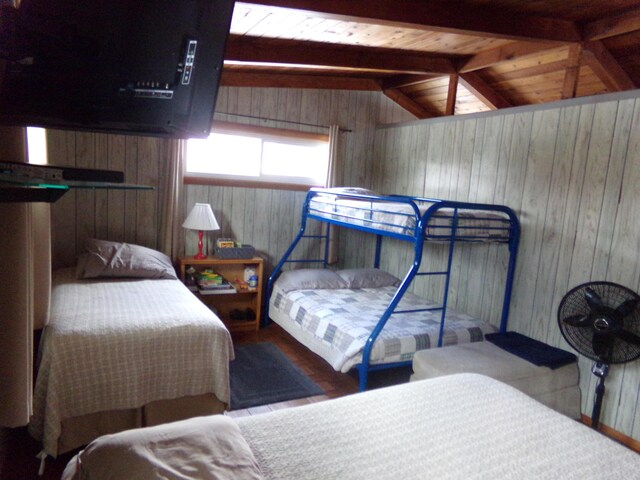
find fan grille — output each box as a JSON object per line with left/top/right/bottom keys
{"left": 558, "top": 281, "right": 640, "bottom": 364}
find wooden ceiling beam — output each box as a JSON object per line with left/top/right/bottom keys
{"left": 459, "top": 41, "right": 560, "bottom": 73}
{"left": 459, "top": 72, "right": 511, "bottom": 110}
{"left": 561, "top": 44, "right": 583, "bottom": 99}
{"left": 445, "top": 75, "right": 458, "bottom": 116}
{"left": 224, "top": 35, "right": 457, "bottom": 75}
{"left": 240, "top": 0, "right": 581, "bottom": 43}
{"left": 582, "top": 7, "right": 640, "bottom": 41}
{"left": 220, "top": 70, "right": 381, "bottom": 90}
{"left": 582, "top": 41, "right": 636, "bottom": 91}
{"left": 382, "top": 87, "right": 436, "bottom": 119}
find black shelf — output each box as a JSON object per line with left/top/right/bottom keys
{"left": 0, "top": 185, "right": 68, "bottom": 203}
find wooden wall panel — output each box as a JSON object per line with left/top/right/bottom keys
{"left": 369, "top": 93, "right": 640, "bottom": 441}
{"left": 48, "top": 132, "right": 165, "bottom": 268}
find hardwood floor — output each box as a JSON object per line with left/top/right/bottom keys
{"left": 0, "top": 323, "right": 370, "bottom": 480}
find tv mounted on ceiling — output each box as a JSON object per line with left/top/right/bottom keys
{"left": 0, "top": 0, "right": 235, "bottom": 139}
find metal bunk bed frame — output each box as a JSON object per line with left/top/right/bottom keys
{"left": 265, "top": 188, "right": 521, "bottom": 391}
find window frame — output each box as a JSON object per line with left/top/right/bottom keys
{"left": 184, "top": 121, "right": 330, "bottom": 191}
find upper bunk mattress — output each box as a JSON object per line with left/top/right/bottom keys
{"left": 269, "top": 283, "right": 496, "bottom": 372}
{"left": 30, "top": 268, "right": 233, "bottom": 457}
{"left": 309, "top": 194, "right": 512, "bottom": 241}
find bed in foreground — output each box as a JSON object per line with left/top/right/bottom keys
{"left": 62, "top": 373, "right": 640, "bottom": 480}
{"left": 29, "top": 240, "right": 233, "bottom": 459}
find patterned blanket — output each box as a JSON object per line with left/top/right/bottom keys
{"left": 270, "top": 284, "right": 496, "bottom": 372}
{"left": 30, "top": 268, "right": 233, "bottom": 457}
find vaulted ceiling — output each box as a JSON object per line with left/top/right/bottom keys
{"left": 220, "top": 0, "right": 640, "bottom": 119}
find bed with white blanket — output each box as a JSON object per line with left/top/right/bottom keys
{"left": 29, "top": 240, "right": 233, "bottom": 458}
{"left": 61, "top": 373, "right": 640, "bottom": 480}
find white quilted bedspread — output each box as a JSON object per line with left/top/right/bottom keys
{"left": 29, "top": 268, "right": 233, "bottom": 457}
{"left": 238, "top": 374, "right": 640, "bottom": 480}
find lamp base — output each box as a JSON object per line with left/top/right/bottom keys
{"left": 193, "top": 230, "right": 207, "bottom": 259}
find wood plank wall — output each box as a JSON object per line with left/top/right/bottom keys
{"left": 48, "top": 132, "right": 167, "bottom": 269}
{"left": 367, "top": 94, "right": 640, "bottom": 441}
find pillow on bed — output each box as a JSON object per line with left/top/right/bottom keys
{"left": 275, "top": 269, "right": 348, "bottom": 293}
{"left": 71, "top": 415, "right": 264, "bottom": 480}
{"left": 323, "top": 187, "right": 378, "bottom": 196}
{"left": 76, "top": 239, "right": 177, "bottom": 280}
{"left": 336, "top": 268, "right": 401, "bottom": 289}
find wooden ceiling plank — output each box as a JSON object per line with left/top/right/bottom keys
{"left": 224, "top": 34, "right": 457, "bottom": 74}
{"left": 561, "top": 44, "right": 583, "bottom": 99}
{"left": 445, "top": 74, "right": 458, "bottom": 115}
{"left": 582, "top": 41, "right": 636, "bottom": 91}
{"left": 220, "top": 70, "right": 382, "bottom": 90}
{"left": 459, "top": 72, "right": 511, "bottom": 110}
{"left": 240, "top": 0, "right": 581, "bottom": 43}
{"left": 583, "top": 7, "right": 640, "bottom": 41}
{"left": 381, "top": 74, "right": 441, "bottom": 89}
{"left": 484, "top": 59, "right": 569, "bottom": 83}
{"left": 459, "top": 41, "right": 561, "bottom": 73}
{"left": 382, "top": 87, "right": 437, "bottom": 119}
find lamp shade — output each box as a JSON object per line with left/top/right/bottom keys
{"left": 182, "top": 203, "right": 220, "bottom": 231}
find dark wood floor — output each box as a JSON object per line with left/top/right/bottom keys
{"left": 0, "top": 323, "right": 375, "bottom": 480}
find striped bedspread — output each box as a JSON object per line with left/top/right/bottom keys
{"left": 29, "top": 268, "right": 233, "bottom": 457}
{"left": 270, "top": 283, "right": 496, "bottom": 372}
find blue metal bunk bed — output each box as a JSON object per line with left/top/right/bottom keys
{"left": 266, "top": 187, "right": 520, "bottom": 390}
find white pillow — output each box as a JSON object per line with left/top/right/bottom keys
{"left": 76, "top": 239, "right": 177, "bottom": 280}
{"left": 275, "top": 269, "right": 348, "bottom": 293}
{"left": 74, "top": 415, "right": 264, "bottom": 480}
{"left": 323, "top": 187, "right": 378, "bottom": 196}
{"left": 336, "top": 268, "right": 401, "bottom": 289}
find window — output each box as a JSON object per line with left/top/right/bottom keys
{"left": 26, "top": 127, "right": 47, "bottom": 165}
{"left": 185, "top": 122, "right": 330, "bottom": 189}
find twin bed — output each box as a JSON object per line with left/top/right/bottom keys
{"left": 267, "top": 188, "right": 520, "bottom": 389}
{"left": 29, "top": 240, "right": 233, "bottom": 459}
{"left": 62, "top": 373, "right": 640, "bottom": 479}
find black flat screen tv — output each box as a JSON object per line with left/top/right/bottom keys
{"left": 0, "top": 0, "right": 235, "bottom": 138}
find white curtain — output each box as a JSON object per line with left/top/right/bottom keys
{"left": 326, "top": 125, "right": 341, "bottom": 264}
{"left": 159, "top": 139, "right": 186, "bottom": 260}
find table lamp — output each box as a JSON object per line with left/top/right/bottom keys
{"left": 182, "top": 203, "right": 220, "bottom": 259}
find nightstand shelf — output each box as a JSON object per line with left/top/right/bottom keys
{"left": 178, "top": 256, "right": 263, "bottom": 332}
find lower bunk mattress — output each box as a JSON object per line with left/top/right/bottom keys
{"left": 269, "top": 280, "right": 497, "bottom": 373}
{"left": 29, "top": 268, "right": 233, "bottom": 457}
{"left": 62, "top": 374, "right": 640, "bottom": 480}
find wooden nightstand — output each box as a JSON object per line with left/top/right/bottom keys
{"left": 178, "top": 256, "right": 263, "bottom": 332}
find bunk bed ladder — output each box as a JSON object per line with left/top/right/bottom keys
{"left": 358, "top": 210, "right": 459, "bottom": 391}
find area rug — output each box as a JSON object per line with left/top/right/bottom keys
{"left": 230, "top": 342, "right": 324, "bottom": 410}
